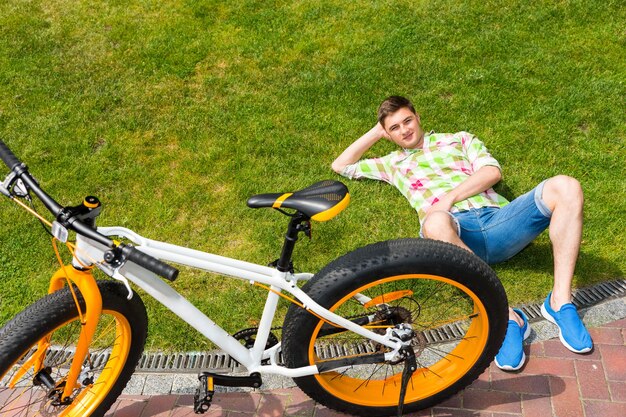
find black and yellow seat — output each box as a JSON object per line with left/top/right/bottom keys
{"left": 247, "top": 180, "right": 350, "bottom": 222}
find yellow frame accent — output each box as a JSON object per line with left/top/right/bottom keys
{"left": 311, "top": 193, "right": 350, "bottom": 222}
{"left": 272, "top": 193, "right": 293, "bottom": 208}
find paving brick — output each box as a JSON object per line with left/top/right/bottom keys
{"left": 604, "top": 318, "right": 626, "bottom": 328}
{"left": 437, "top": 391, "right": 462, "bottom": 408}
{"left": 140, "top": 394, "right": 178, "bottom": 417}
{"left": 176, "top": 394, "right": 194, "bottom": 407}
{"left": 491, "top": 370, "right": 551, "bottom": 395}
{"left": 284, "top": 387, "right": 313, "bottom": 405}
{"left": 583, "top": 400, "right": 626, "bottom": 417}
{"left": 462, "top": 388, "right": 521, "bottom": 414}
{"left": 257, "top": 393, "right": 290, "bottom": 417}
{"left": 542, "top": 339, "right": 601, "bottom": 361}
{"left": 286, "top": 398, "right": 315, "bottom": 416}
{"left": 589, "top": 327, "right": 624, "bottom": 345}
{"left": 312, "top": 405, "right": 347, "bottom": 416}
{"left": 0, "top": 390, "right": 33, "bottom": 416}
{"left": 469, "top": 367, "right": 491, "bottom": 390}
{"left": 282, "top": 388, "right": 315, "bottom": 416}
{"left": 104, "top": 400, "right": 120, "bottom": 417}
{"left": 527, "top": 341, "right": 545, "bottom": 358}
{"left": 575, "top": 360, "right": 610, "bottom": 400}
{"left": 599, "top": 344, "right": 626, "bottom": 381}
{"left": 608, "top": 380, "right": 626, "bottom": 402}
{"left": 521, "top": 393, "right": 553, "bottom": 417}
{"left": 213, "top": 391, "right": 261, "bottom": 413}
{"left": 549, "top": 376, "right": 584, "bottom": 417}
{"left": 521, "top": 356, "right": 576, "bottom": 377}
{"left": 402, "top": 406, "right": 431, "bottom": 416}
{"left": 170, "top": 406, "right": 199, "bottom": 417}
{"left": 117, "top": 394, "right": 150, "bottom": 401}
{"left": 113, "top": 399, "right": 147, "bottom": 417}
{"left": 431, "top": 407, "right": 487, "bottom": 416}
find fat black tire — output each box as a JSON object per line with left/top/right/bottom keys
{"left": 0, "top": 280, "right": 148, "bottom": 417}
{"left": 282, "top": 238, "right": 508, "bottom": 416}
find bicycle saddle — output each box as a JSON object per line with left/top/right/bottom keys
{"left": 247, "top": 180, "right": 350, "bottom": 222}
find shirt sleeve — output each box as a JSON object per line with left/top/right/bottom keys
{"left": 340, "top": 156, "right": 393, "bottom": 184}
{"left": 461, "top": 132, "right": 501, "bottom": 172}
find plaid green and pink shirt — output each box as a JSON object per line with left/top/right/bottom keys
{"left": 340, "top": 131, "right": 510, "bottom": 221}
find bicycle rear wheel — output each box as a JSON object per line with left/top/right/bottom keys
{"left": 0, "top": 280, "right": 147, "bottom": 417}
{"left": 282, "top": 239, "right": 508, "bottom": 416}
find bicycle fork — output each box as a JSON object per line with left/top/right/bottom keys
{"left": 10, "top": 266, "right": 103, "bottom": 404}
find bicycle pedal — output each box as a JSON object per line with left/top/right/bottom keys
{"left": 193, "top": 374, "right": 215, "bottom": 414}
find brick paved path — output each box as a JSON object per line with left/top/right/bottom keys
{"left": 106, "top": 318, "right": 626, "bottom": 417}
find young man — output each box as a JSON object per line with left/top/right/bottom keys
{"left": 332, "top": 95, "right": 592, "bottom": 371}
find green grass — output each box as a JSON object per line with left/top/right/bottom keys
{"left": 0, "top": 0, "right": 624, "bottom": 351}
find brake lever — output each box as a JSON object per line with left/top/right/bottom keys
{"left": 1, "top": 171, "right": 30, "bottom": 198}
{"left": 95, "top": 257, "right": 134, "bottom": 301}
{"left": 112, "top": 270, "right": 134, "bottom": 301}
{"left": 13, "top": 178, "right": 29, "bottom": 197}
{"left": 0, "top": 171, "right": 16, "bottom": 198}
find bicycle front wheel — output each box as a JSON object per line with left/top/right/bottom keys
{"left": 0, "top": 280, "right": 147, "bottom": 417}
{"left": 282, "top": 239, "right": 508, "bottom": 416}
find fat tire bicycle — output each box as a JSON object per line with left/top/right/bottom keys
{"left": 0, "top": 140, "right": 508, "bottom": 417}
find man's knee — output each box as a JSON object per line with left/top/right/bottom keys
{"left": 543, "top": 175, "right": 584, "bottom": 210}
{"left": 421, "top": 211, "right": 458, "bottom": 239}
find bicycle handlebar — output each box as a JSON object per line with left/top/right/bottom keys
{"left": 121, "top": 245, "right": 179, "bottom": 281}
{"left": 0, "top": 139, "right": 179, "bottom": 281}
{"left": 0, "top": 140, "right": 22, "bottom": 171}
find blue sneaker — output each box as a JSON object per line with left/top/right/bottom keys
{"left": 494, "top": 309, "right": 531, "bottom": 371}
{"left": 541, "top": 292, "right": 593, "bottom": 353}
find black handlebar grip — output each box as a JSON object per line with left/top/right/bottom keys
{"left": 0, "top": 140, "right": 22, "bottom": 171}
{"left": 121, "top": 245, "right": 179, "bottom": 281}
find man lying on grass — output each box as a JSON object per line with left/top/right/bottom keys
{"left": 332, "top": 95, "right": 592, "bottom": 371}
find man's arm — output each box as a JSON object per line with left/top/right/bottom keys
{"left": 426, "top": 166, "right": 502, "bottom": 214}
{"left": 331, "top": 123, "right": 389, "bottom": 174}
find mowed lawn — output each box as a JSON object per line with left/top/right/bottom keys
{"left": 0, "top": 0, "right": 623, "bottom": 351}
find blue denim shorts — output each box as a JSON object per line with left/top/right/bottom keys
{"left": 432, "top": 181, "right": 552, "bottom": 264}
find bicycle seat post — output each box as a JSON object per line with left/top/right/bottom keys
{"left": 275, "top": 212, "right": 309, "bottom": 273}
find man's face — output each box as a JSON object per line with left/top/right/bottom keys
{"left": 382, "top": 107, "right": 425, "bottom": 149}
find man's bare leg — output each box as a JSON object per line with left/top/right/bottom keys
{"left": 421, "top": 211, "right": 523, "bottom": 325}
{"left": 540, "top": 175, "right": 584, "bottom": 310}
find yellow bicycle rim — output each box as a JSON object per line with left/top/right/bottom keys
{"left": 309, "top": 274, "right": 490, "bottom": 407}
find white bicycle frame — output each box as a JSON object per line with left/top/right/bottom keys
{"left": 73, "top": 226, "right": 406, "bottom": 378}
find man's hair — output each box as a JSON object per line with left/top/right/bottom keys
{"left": 377, "top": 96, "right": 416, "bottom": 126}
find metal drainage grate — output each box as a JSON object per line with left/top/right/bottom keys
{"left": 20, "top": 279, "right": 625, "bottom": 374}
{"left": 136, "top": 351, "right": 240, "bottom": 373}
{"left": 517, "top": 279, "right": 626, "bottom": 322}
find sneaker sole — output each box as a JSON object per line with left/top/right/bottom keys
{"left": 540, "top": 304, "right": 592, "bottom": 354}
{"left": 495, "top": 352, "right": 527, "bottom": 372}
{"left": 494, "top": 314, "right": 531, "bottom": 372}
